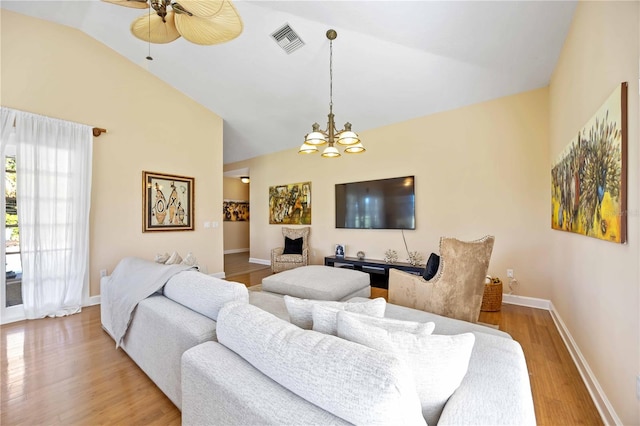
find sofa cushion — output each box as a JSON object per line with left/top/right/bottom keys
{"left": 423, "top": 252, "right": 440, "bottom": 280}
{"left": 216, "top": 302, "right": 426, "bottom": 426}
{"left": 311, "top": 302, "right": 423, "bottom": 336}
{"left": 337, "top": 310, "right": 475, "bottom": 426}
{"left": 284, "top": 295, "right": 386, "bottom": 329}
{"left": 163, "top": 271, "right": 248, "bottom": 321}
{"left": 283, "top": 236, "right": 304, "bottom": 255}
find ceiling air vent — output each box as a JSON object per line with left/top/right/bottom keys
{"left": 271, "top": 24, "right": 304, "bottom": 54}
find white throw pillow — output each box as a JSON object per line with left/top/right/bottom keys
{"left": 181, "top": 251, "right": 198, "bottom": 266}
{"left": 319, "top": 309, "right": 436, "bottom": 337}
{"left": 312, "top": 302, "right": 414, "bottom": 336}
{"left": 337, "top": 310, "right": 475, "bottom": 426}
{"left": 154, "top": 252, "right": 170, "bottom": 263}
{"left": 164, "top": 251, "right": 183, "bottom": 265}
{"left": 284, "top": 295, "right": 386, "bottom": 329}
{"left": 216, "top": 302, "right": 426, "bottom": 426}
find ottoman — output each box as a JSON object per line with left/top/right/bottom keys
{"left": 262, "top": 265, "right": 371, "bottom": 301}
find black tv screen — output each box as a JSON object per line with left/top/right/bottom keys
{"left": 335, "top": 176, "right": 415, "bottom": 229}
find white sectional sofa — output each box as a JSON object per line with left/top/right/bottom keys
{"left": 100, "top": 268, "right": 249, "bottom": 409}
{"left": 182, "top": 295, "right": 536, "bottom": 425}
{"left": 101, "top": 258, "right": 535, "bottom": 425}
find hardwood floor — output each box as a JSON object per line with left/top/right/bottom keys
{"left": 1, "top": 255, "right": 602, "bottom": 425}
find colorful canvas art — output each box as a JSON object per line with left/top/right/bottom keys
{"left": 269, "top": 182, "right": 311, "bottom": 225}
{"left": 551, "top": 83, "right": 627, "bottom": 243}
{"left": 223, "top": 200, "right": 250, "bottom": 222}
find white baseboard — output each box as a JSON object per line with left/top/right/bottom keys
{"left": 224, "top": 248, "right": 249, "bottom": 254}
{"left": 249, "top": 258, "right": 270, "bottom": 266}
{"left": 502, "top": 293, "right": 551, "bottom": 310}
{"left": 549, "top": 302, "right": 620, "bottom": 425}
{"left": 209, "top": 272, "right": 226, "bottom": 279}
{"left": 88, "top": 295, "right": 101, "bottom": 306}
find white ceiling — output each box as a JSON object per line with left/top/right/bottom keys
{"left": 1, "top": 0, "right": 577, "bottom": 164}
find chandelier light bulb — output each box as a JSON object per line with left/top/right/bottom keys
{"left": 321, "top": 145, "right": 340, "bottom": 158}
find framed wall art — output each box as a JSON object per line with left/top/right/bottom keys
{"left": 551, "top": 82, "right": 627, "bottom": 243}
{"left": 223, "top": 200, "right": 250, "bottom": 222}
{"left": 143, "top": 171, "right": 194, "bottom": 232}
{"left": 269, "top": 182, "right": 311, "bottom": 225}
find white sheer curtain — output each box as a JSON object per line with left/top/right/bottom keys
{"left": 2, "top": 107, "right": 93, "bottom": 319}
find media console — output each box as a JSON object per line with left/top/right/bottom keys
{"left": 324, "top": 256, "right": 425, "bottom": 289}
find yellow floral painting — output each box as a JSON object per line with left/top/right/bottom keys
{"left": 551, "top": 83, "right": 627, "bottom": 243}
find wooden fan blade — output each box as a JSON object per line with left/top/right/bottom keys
{"left": 102, "top": 0, "right": 149, "bottom": 9}
{"left": 174, "top": 0, "right": 242, "bottom": 45}
{"left": 172, "top": 0, "right": 225, "bottom": 18}
{"left": 131, "top": 10, "right": 181, "bottom": 44}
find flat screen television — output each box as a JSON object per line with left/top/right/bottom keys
{"left": 335, "top": 176, "right": 415, "bottom": 229}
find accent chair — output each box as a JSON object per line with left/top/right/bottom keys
{"left": 270, "top": 227, "right": 310, "bottom": 273}
{"left": 388, "top": 235, "right": 495, "bottom": 323}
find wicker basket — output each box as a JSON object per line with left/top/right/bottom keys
{"left": 481, "top": 280, "right": 503, "bottom": 312}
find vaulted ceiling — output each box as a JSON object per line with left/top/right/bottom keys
{"left": 1, "top": 1, "right": 577, "bottom": 164}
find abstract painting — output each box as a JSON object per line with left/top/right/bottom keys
{"left": 551, "top": 82, "right": 627, "bottom": 243}
{"left": 143, "top": 171, "right": 194, "bottom": 232}
{"left": 269, "top": 182, "right": 311, "bottom": 225}
{"left": 223, "top": 200, "right": 250, "bottom": 222}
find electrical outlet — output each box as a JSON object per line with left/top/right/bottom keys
{"left": 100, "top": 269, "right": 107, "bottom": 278}
{"left": 507, "top": 269, "right": 514, "bottom": 278}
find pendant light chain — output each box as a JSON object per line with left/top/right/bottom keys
{"left": 329, "top": 38, "right": 333, "bottom": 111}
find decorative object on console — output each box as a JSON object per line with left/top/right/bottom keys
{"left": 356, "top": 251, "right": 365, "bottom": 260}
{"left": 298, "top": 29, "right": 365, "bottom": 158}
{"left": 101, "top": 0, "right": 243, "bottom": 46}
{"left": 269, "top": 182, "right": 311, "bottom": 225}
{"left": 334, "top": 244, "right": 346, "bottom": 258}
{"left": 551, "top": 82, "right": 628, "bottom": 243}
{"left": 164, "top": 251, "right": 183, "bottom": 265}
{"left": 384, "top": 249, "right": 398, "bottom": 263}
{"left": 143, "top": 171, "right": 194, "bottom": 232}
{"left": 407, "top": 251, "right": 424, "bottom": 266}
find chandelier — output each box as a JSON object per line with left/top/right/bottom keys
{"left": 299, "top": 29, "right": 365, "bottom": 158}
{"left": 102, "top": 0, "right": 243, "bottom": 46}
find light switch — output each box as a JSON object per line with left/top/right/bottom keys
{"left": 204, "top": 221, "right": 211, "bottom": 228}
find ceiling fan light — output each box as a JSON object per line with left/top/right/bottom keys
{"left": 299, "top": 143, "right": 318, "bottom": 154}
{"left": 240, "top": 176, "right": 250, "bottom": 184}
{"left": 337, "top": 130, "right": 360, "bottom": 146}
{"left": 304, "top": 131, "right": 327, "bottom": 145}
{"left": 131, "top": 10, "right": 180, "bottom": 43}
{"left": 344, "top": 142, "right": 365, "bottom": 154}
{"left": 321, "top": 145, "right": 341, "bottom": 158}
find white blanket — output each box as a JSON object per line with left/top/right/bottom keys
{"left": 103, "top": 257, "right": 195, "bottom": 347}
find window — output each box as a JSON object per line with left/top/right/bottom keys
{"left": 5, "top": 155, "right": 22, "bottom": 307}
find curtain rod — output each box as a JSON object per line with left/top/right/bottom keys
{"left": 11, "top": 117, "right": 107, "bottom": 138}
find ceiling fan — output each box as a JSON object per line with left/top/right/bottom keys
{"left": 102, "top": 0, "right": 243, "bottom": 45}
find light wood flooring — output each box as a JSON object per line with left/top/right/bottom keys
{"left": 1, "top": 254, "right": 602, "bottom": 425}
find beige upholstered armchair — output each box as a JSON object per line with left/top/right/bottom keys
{"left": 271, "top": 227, "right": 310, "bottom": 273}
{"left": 388, "top": 235, "right": 495, "bottom": 323}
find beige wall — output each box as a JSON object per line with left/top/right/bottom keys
{"left": 226, "top": 87, "right": 552, "bottom": 299}
{"left": 549, "top": 1, "right": 639, "bottom": 424}
{"left": 1, "top": 10, "right": 226, "bottom": 295}
{"left": 223, "top": 177, "right": 250, "bottom": 252}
